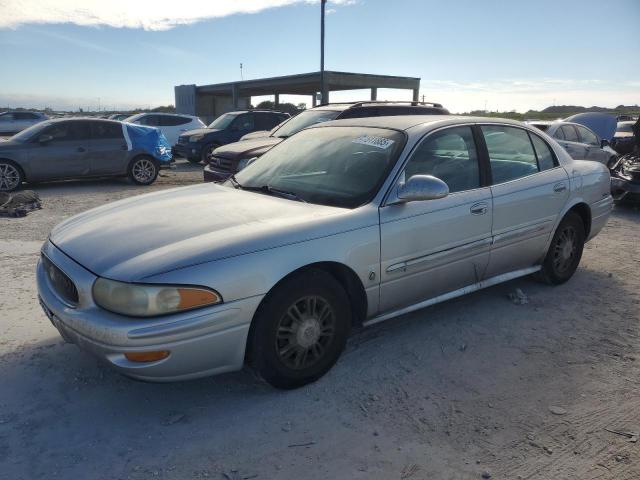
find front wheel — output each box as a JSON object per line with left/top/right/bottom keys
{"left": 0, "top": 160, "right": 24, "bottom": 192}
{"left": 249, "top": 269, "right": 351, "bottom": 389}
{"left": 200, "top": 143, "right": 220, "bottom": 164}
{"left": 536, "top": 212, "right": 585, "bottom": 285}
{"left": 128, "top": 156, "right": 159, "bottom": 185}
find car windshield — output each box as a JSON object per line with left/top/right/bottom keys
{"left": 231, "top": 126, "right": 405, "bottom": 209}
{"left": 271, "top": 110, "right": 341, "bottom": 138}
{"left": 208, "top": 113, "right": 238, "bottom": 129}
{"left": 10, "top": 121, "right": 53, "bottom": 142}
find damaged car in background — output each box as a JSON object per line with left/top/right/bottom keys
{"left": 0, "top": 118, "right": 172, "bottom": 191}
{"left": 37, "top": 115, "right": 612, "bottom": 389}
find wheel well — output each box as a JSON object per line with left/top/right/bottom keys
{"left": 567, "top": 203, "right": 591, "bottom": 238}
{"left": 243, "top": 262, "right": 368, "bottom": 364}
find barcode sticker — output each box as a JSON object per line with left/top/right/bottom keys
{"left": 352, "top": 135, "right": 395, "bottom": 150}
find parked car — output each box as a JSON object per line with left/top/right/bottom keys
{"left": 609, "top": 151, "right": 640, "bottom": 202}
{"left": 0, "top": 111, "right": 48, "bottom": 134}
{"left": 528, "top": 120, "right": 617, "bottom": 165}
{"left": 203, "top": 101, "right": 451, "bottom": 182}
{"left": 0, "top": 118, "right": 172, "bottom": 191}
{"left": 124, "top": 113, "right": 205, "bottom": 147}
{"left": 611, "top": 121, "right": 636, "bottom": 155}
{"left": 173, "top": 110, "right": 290, "bottom": 164}
{"left": 37, "top": 115, "right": 612, "bottom": 389}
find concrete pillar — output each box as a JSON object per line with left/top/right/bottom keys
{"left": 231, "top": 84, "right": 239, "bottom": 109}
{"left": 274, "top": 93, "right": 280, "bottom": 107}
{"left": 412, "top": 88, "right": 420, "bottom": 102}
{"left": 312, "top": 93, "right": 317, "bottom": 107}
{"left": 370, "top": 87, "right": 377, "bottom": 101}
{"left": 321, "top": 88, "right": 329, "bottom": 104}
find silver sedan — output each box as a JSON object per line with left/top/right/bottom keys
{"left": 37, "top": 116, "right": 612, "bottom": 389}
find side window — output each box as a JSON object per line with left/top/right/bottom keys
{"left": 158, "top": 115, "right": 191, "bottom": 126}
{"left": 404, "top": 126, "right": 480, "bottom": 193}
{"left": 43, "top": 122, "right": 90, "bottom": 142}
{"left": 560, "top": 125, "right": 579, "bottom": 142}
{"left": 138, "top": 115, "right": 159, "bottom": 126}
{"left": 529, "top": 133, "right": 557, "bottom": 171}
{"left": 91, "top": 122, "right": 124, "bottom": 140}
{"left": 553, "top": 127, "right": 565, "bottom": 140}
{"left": 481, "top": 125, "right": 538, "bottom": 184}
{"left": 576, "top": 126, "right": 598, "bottom": 145}
{"left": 233, "top": 114, "right": 255, "bottom": 131}
{"left": 254, "top": 113, "right": 275, "bottom": 130}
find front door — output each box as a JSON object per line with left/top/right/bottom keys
{"left": 88, "top": 121, "right": 128, "bottom": 175}
{"left": 379, "top": 126, "right": 493, "bottom": 313}
{"left": 480, "top": 125, "right": 570, "bottom": 277}
{"left": 554, "top": 124, "right": 589, "bottom": 160}
{"left": 29, "top": 120, "right": 91, "bottom": 180}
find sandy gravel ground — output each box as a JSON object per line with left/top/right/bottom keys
{"left": 1, "top": 161, "right": 639, "bottom": 480}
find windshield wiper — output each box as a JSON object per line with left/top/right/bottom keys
{"left": 236, "top": 183, "right": 306, "bottom": 202}
{"left": 228, "top": 174, "right": 242, "bottom": 189}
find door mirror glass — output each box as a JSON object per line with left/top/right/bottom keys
{"left": 396, "top": 175, "right": 449, "bottom": 203}
{"left": 601, "top": 139, "right": 610, "bottom": 148}
{"left": 38, "top": 134, "right": 54, "bottom": 144}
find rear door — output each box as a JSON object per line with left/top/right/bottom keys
{"left": 29, "top": 121, "right": 91, "bottom": 180}
{"left": 553, "top": 124, "right": 589, "bottom": 159}
{"left": 88, "top": 121, "right": 128, "bottom": 175}
{"left": 575, "top": 125, "right": 608, "bottom": 164}
{"left": 481, "top": 125, "right": 569, "bottom": 277}
{"left": 379, "top": 125, "right": 493, "bottom": 312}
{"left": 159, "top": 115, "right": 193, "bottom": 146}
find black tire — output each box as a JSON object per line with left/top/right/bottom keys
{"left": 249, "top": 269, "right": 351, "bottom": 389}
{"left": 200, "top": 143, "right": 220, "bottom": 164}
{"left": 127, "top": 156, "right": 159, "bottom": 186}
{"left": 0, "top": 160, "right": 24, "bottom": 192}
{"left": 186, "top": 156, "right": 201, "bottom": 164}
{"left": 536, "top": 212, "right": 585, "bottom": 285}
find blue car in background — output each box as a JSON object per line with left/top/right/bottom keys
{"left": 0, "top": 118, "right": 172, "bottom": 191}
{"left": 173, "top": 110, "right": 289, "bottom": 163}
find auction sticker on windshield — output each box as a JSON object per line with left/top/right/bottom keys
{"left": 352, "top": 135, "right": 395, "bottom": 150}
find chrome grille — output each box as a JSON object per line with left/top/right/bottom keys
{"left": 42, "top": 254, "right": 79, "bottom": 306}
{"left": 210, "top": 155, "right": 236, "bottom": 172}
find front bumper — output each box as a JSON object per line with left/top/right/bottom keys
{"left": 36, "top": 241, "right": 262, "bottom": 382}
{"left": 203, "top": 164, "right": 232, "bottom": 183}
{"left": 611, "top": 176, "right": 640, "bottom": 201}
{"left": 173, "top": 142, "right": 203, "bottom": 159}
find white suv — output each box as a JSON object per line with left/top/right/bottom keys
{"left": 124, "top": 113, "right": 205, "bottom": 146}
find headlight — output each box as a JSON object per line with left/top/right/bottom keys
{"left": 237, "top": 156, "right": 258, "bottom": 171}
{"left": 189, "top": 135, "right": 205, "bottom": 143}
{"left": 93, "top": 278, "right": 222, "bottom": 317}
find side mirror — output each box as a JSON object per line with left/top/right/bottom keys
{"left": 38, "top": 134, "right": 54, "bottom": 144}
{"left": 395, "top": 175, "right": 449, "bottom": 203}
{"left": 601, "top": 139, "right": 610, "bottom": 148}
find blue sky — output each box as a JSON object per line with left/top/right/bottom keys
{"left": 1, "top": 0, "right": 639, "bottom": 113}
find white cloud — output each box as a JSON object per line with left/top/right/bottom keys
{"left": 0, "top": 0, "right": 355, "bottom": 30}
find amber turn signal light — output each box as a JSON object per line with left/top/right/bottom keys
{"left": 124, "top": 350, "right": 170, "bottom": 363}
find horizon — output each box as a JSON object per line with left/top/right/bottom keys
{"left": 1, "top": 0, "right": 639, "bottom": 113}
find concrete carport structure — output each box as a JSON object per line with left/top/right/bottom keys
{"left": 175, "top": 71, "right": 421, "bottom": 124}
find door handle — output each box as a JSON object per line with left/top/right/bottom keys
{"left": 553, "top": 183, "right": 567, "bottom": 193}
{"left": 77, "top": 147, "right": 86, "bottom": 153}
{"left": 470, "top": 202, "right": 488, "bottom": 215}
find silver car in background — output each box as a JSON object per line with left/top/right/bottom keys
{"left": 37, "top": 116, "right": 612, "bottom": 389}
{"left": 528, "top": 120, "right": 617, "bottom": 165}
{"left": 0, "top": 111, "right": 48, "bottom": 134}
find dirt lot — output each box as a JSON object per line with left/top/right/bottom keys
{"left": 1, "top": 162, "right": 639, "bottom": 480}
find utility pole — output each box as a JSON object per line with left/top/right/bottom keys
{"left": 320, "top": 0, "right": 327, "bottom": 104}
{"left": 240, "top": 63, "right": 244, "bottom": 80}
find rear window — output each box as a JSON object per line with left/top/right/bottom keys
{"left": 560, "top": 125, "right": 579, "bottom": 142}
{"left": 158, "top": 115, "right": 192, "bottom": 126}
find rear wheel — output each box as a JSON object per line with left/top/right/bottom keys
{"left": 128, "top": 156, "right": 159, "bottom": 185}
{"left": 200, "top": 143, "right": 219, "bottom": 164}
{"left": 0, "top": 160, "right": 23, "bottom": 192}
{"left": 249, "top": 269, "right": 351, "bottom": 389}
{"left": 536, "top": 212, "right": 585, "bottom": 285}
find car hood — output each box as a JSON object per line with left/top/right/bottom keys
{"left": 564, "top": 113, "right": 617, "bottom": 140}
{"left": 49, "top": 183, "right": 354, "bottom": 281}
{"left": 212, "top": 137, "right": 282, "bottom": 160}
{"left": 182, "top": 128, "right": 222, "bottom": 138}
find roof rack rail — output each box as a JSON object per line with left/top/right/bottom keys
{"left": 318, "top": 100, "right": 444, "bottom": 108}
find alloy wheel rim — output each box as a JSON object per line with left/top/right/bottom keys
{"left": 553, "top": 226, "right": 577, "bottom": 274}
{"left": 275, "top": 295, "right": 336, "bottom": 370}
{"left": 133, "top": 159, "right": 155, "bottom": 183}
{"left": 0, "top": 163, "right": 20, "bottom": 191}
